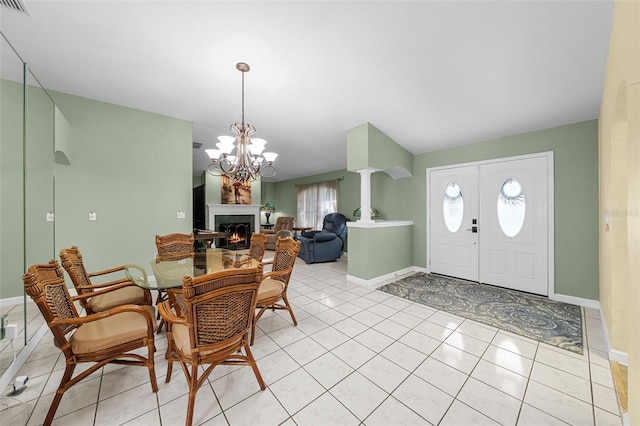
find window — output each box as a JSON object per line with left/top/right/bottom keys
{"left": 297, "top": 180, "right": 338, "bottom": 230}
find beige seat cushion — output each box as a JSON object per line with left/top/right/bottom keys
{"left": 88, "top": 286, "right": 147, "bottom": 312}
{"left": 70, "top": 305, "right": 155, "bottom": 354}
{"left": 172, "top": 324, "right": 194, "bottom": 355}
{"left": 257, "top": 278, "right": 284, "bottom": 302}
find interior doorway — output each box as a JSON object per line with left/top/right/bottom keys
{"left": 427, "top": 153, "right": 554, "bottom": 296}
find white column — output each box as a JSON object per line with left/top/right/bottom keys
{"left": 358, "top": 168, "right": 376, "bottom": 223}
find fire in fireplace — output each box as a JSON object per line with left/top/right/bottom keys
{"left": 219, "top": 223, "right": 251, "bottom": 249}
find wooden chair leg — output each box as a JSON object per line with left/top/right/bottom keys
{"left": 155, "top": 290, "right": 165, "bottom": 319}
{"left": 282, "top": 295, "right": 297, "bottom": 326}
{"left": 185, "top": 364, "right": 199, "bottom": 426}
{"left": 44, "top": 362, "right": 75, "bottom": 425}
{"left": 244, "top": 341, "right": 266, "bottom": 390}
{"left": 251, "top": 306, "right": 267, "bottom": 346}
{"left": 147, "top": 342, "right": 159, "bottom": 393}
{"left": 165, "top": 327, "right": 175, "bottom": 383}
{"left": 155, "top": 290, "right": 167, "bottom": 333}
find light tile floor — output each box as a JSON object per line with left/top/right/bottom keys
{"left": 2, "top": 257, "right": 623, "bottom": 425}
{"left": 0, "top": 301, "right": 44, "bottom": 379}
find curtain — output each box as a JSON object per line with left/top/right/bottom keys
{"left": 296, "top": 180, "right": 338, "bottom": 229}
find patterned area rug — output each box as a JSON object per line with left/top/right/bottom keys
{"left": 378, "top": 273, "right": 583, "bottom": 354}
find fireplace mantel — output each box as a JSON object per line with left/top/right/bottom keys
{"left": 207, "top": 204, "right": 261, "bottom": 235}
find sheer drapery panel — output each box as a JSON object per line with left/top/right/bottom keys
{"left": 296, "top": 180, "right": 338, "bottom": 230}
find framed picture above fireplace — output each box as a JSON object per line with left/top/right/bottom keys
{"left": 221, "top": 176, "right": 252, "bottom": 204}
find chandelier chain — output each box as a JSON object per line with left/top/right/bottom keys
{"left": 241, "top": 68, "right": 245, "bottom": 126}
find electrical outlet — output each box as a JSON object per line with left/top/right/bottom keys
{"left": 5, "top": 323, "right": 18, "bottom": 340}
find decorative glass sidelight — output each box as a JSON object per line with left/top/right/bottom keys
{"left": 443, "top": 182, "right": 464, "bottom": 233}
{"left": 497, "top": 178, "right": 525, "bottom": 237}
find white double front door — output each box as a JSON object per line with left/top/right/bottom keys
{"left": 428, "top": 154, "right": 552, "bottom": 296}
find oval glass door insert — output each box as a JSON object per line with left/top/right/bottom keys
{"left": 443, "top": 182, "right": 464, "bottom": 233}
{"left": 497, "top": 178, "right": 525, "bottom": 237}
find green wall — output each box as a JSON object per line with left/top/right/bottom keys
{"left": 347, "top": 123, "right": 412, "bottom": 176}
{"left": 348, "top": 225, "right": 413, "bottom": 279}
{"left": 346, "top": 124, "right": 370, "bottom": 172}
{"left": 1, "top": 77, "right": 56, "bottom": 300}
{"left": 25, "top": 79, "right": 56, "bottom": 270}
{"left": 269, "top": 170, "right": 361, "bottom": 223}
{"left": 411, "top": 120, "right": 599, "bottom": 300}
{"left": 51, "top": 91, "right": 193, "bottom": 276}
{"left": 1, "top": 79, "right": 25, "bottom": 300}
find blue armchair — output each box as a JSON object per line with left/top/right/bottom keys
{"left": 297, "top": 213, "right": 348, "bottom": 264}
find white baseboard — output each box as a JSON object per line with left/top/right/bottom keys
{"left": 553, "top": 293, "right": 600, "bottom": 309}
{"left": 0, "top": 296, "right": 24, "bottom": 307}
{"left": 609, "top": 349, "right": 628, "bottom": 365}
{"left": 346, "top": 266, "right": 426, "bottom": 288}
{"left": 599, "top": 311, "right": 630, "bottom": 365}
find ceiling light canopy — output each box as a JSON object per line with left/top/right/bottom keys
{"left": 206, "top": 62, "right": 277, "bottom": 182}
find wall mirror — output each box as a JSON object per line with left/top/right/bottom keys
{"left": 0, "top": 32, "right": 57, "bottom": 385}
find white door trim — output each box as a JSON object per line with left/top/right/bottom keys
{"left": 426, "top": 151, "right": 555, "bottom": 298}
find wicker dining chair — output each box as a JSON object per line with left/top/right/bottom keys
{"left": 59, "top": 246, "right": 152, "bottom": 315}
{"left": 248, "top": 232, "right": 267, "bottom": 262}
{"left": 251, "top": 237, "right": 301, "bottom": 345}
{"left": 23, "top": 260, "right": 158, "bottom": 425}
{"left": 158, "top": 266, "right": 266, "bottom": 426}
{"left": 155, "top": 233, "right": 195, "bottom": 262}
{"left": 154, "top": 233, "right": 195, "bottom": 329}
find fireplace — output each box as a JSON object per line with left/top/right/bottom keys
{"left": 207, "top": 204, "right": 261, "bottom": 249}
{"left": 216, "top": 215, "right": 253, "bottom": 249}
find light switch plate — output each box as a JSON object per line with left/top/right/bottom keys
{"left": 89, "top": 212, "right": 97, "bottom": 221}
{"left": 177, "top": 211, "right": 186, "bottom": 219}
{"left": 46, "top": 212, "right": 54, "bottom": 222}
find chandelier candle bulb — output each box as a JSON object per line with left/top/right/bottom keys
{"left": 206, "top": 62, "right": 277, "bottom": 182}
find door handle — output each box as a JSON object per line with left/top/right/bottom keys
{"left": 466, "top": 226, "right": 478, "bottom": 233}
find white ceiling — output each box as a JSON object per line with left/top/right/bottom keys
{"left": 1, "top": 1, "right": 613, "bottom": 182}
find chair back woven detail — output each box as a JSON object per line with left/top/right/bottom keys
{"left": 155, "top": 233, "right": 195, "bottom": 262}
{"left": 271, "top": 238, "right": 300, "bottom": 283}
{"left": 248, "top": 232, "right": 267, "bottom": 262}
{"left": 24, "top": 260, "right": 80, "bottom": 340}
{"left": 59, "top": 247, "right": 93, "bottom": 295}
{"left": 193, "top": 288, "right": 255, "bottom": 346}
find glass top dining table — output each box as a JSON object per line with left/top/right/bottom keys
{"left": 125, "top": 248, "right": 260, "bottom": 290}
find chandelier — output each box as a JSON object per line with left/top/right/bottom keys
{"left": 206, "top": 62, "right": 277, "bottom": 182}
